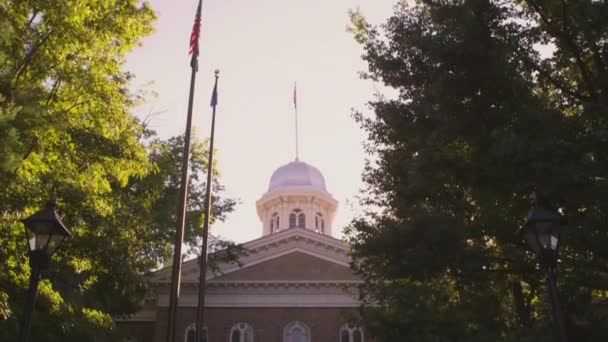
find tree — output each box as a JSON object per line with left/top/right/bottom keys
{"left": 348, "top": 0, "right": 608, "bottom": 341}
{"left": 0, "top": 1, "right": 238, "bottom": 340}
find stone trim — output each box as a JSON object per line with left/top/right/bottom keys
{"left": 156, "top": 280, "right": 363, "bottom": 289}
{"left": 156, "top": 291, "right": 361, "bottom": 308}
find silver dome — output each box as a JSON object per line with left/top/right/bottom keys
{"left": 268, "top": 160, "right": 327, "bottom": 192}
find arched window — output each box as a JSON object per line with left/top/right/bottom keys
{"left": 184, "top": 323, "right": 207, "bottom": 342}
{"left": 353, "top": 330, "right": 363, "bottom": 342}
{"left": 315, "top": 212, "right": 324, "bottom": 234}
{"left": 230, "top": 322, "right": 254, "bottom": 342}
{"left": 340, "top": 330, "right": 350, "bottom": 342}
{"left": 270, "top": 212, "right": 279, "bottom": 233}
{"left": 283, "top": 321, "right": 310, "bottom": 342}
{"left": 340, "top": 324, "right": 364, "bottom": 342}
{"left": 289, "top": 212, "right": 297, "bottom": 228}
{"left": 289, "top": 209, "right": 305, "bottom": 228}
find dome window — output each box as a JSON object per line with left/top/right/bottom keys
{"left": 270, "top": 213, "right": 280, "bottom": 233}
{"left": 315, "top": 213, "right": 325, "bottom": 234}
{"left": 289, "top": 209, "right": 305, "bottom": 228}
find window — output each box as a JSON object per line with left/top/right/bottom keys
{"left": 270, "top": 212, "right": 279, "bottom": 233}
{"left": 289, "top": 209, "right": 305, "bottom": 228}
{"left": 289, "top": 212, "right": 297, "bottom": 228}
{"left": 340, "top": 324, "right": 364, "bottom": 342}
{"left": 283, "top": 321, "right": 310, "bottom": 342}
{"left": 353, "top": 330, "right": 362, "bottom": 342}
{"left": 340, "top": 330, "right": 350, "bottom": 342}
{"left": 184, "top": 323, "right": 207, "bottom": 342}
{"left": 187, "top": 329, "right": 195, "bottom": 342}
{"left": 315, "top": 212, "right": 324, "bottom": 234}
{"left": 230, "top": 322, "right": 253, "bottom": 342}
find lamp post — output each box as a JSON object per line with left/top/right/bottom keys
{"left": 18, "top": 198, "right": 71, "bottom": 342}
{"left": 518, "top": 198, "right": 567, "bottom": 342}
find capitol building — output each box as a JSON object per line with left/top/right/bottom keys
{"left": 121, "top": 159, "right": 365, "bottom": 342}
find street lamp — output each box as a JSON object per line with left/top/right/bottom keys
{"left": 518, "top": 199, "right": 567, "bottom": 342}
{"left": 18, "top": 198, "right": 71, "bottom": 342}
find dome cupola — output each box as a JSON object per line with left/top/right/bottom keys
{"left": 257, "top": 160, "right": 338, "bottom": 237}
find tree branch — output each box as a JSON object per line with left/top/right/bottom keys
{"left": 45, "top": 78, "right": 62, "bottom": 107}
{"left": 11, "top": 28, "right": 55, "bottom": 95}
{"left": 525, "top": 0, "right": 598, "bottom": 101}
{"left": 26, "top": 10, "right": 39, "bottom": 29}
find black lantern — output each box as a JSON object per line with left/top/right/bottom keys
{"left": 22, "top": 197, "right": 71, "bottom": 258}
{"left": 518, "top": 204, "right": 563, "bottom": 269}
{"left": 18, "top": 198, "right": 71, "bottom": 342}
{"left": 518, "top": 198, "right": 568, "bottom": 342}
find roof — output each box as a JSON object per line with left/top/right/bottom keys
{"left": 268, "top": 160, "right": 327, "bottom": 193}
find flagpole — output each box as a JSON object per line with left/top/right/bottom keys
{"left": 166, "top": 1, "right": 202, "bottom": 341}
{"left": 195, "top": 70, "right": 219, "bottom": 342}
{"left": 294, "top": 82, "right": 299, "bottom": 161}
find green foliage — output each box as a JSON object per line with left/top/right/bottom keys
{"left": 0, "top": 0, "right": 238, "bottom": 340}
{"left": 0, "top": 291, "right": 10, "bottom": 320}
{"left": 348, "top": 0, "right": 608, "bottom": 341}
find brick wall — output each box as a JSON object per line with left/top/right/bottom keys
{"left": 152, "top": 306, "right": 361, "bottom": 342}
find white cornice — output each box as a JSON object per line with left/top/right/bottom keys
{"left": 156, "top": 280, "right": 363, "bottom": 289}
{"left": 155, "top": 281, "right": 362, "bottom": 308}
{"left": 256, "top": 187, "right": 338, "bottom": 210}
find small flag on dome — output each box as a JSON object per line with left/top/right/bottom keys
{"left": 293, "top": 82, "right": 297, "bottom": 110}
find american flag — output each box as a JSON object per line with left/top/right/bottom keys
{"left": 189, "top": 0, "right": 202, "bottom": 56}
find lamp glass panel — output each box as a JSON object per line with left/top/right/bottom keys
{"left": 550, "top": 235, "right": 558, "bottom": 250}
{"left": 27, "top": 229, "right": 36, "bottom": 252}
{"left": 522, "top": 228, "right": 541, "bottom": 255}
{"left": 535, "top": 221, "right": 556, "bottom": 251}
{"left": 35, "top": 233, "right": 51, "bottom": 251}
{"left": 46, "top": 233, "right": 66, "bottom": 256}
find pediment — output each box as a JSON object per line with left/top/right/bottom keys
{"left": 152, "top": 228, "right": 353, "bottom": 284}
{"left": 210, "top": 251, "right": 358, "bottom": 282}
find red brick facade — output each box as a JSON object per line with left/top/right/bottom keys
{"left": 120, "top": 229, "right": 365, "bottom": 342}
{"left": 151, "top": 307, "right": 360, "bottom": 342}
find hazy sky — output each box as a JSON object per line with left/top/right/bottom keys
{"left": 124, "top": 0, "right": 396, "bottom": 243}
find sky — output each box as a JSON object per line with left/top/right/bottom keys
{"left": 124, "top": 0, "right": 396, "bottom": 243}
